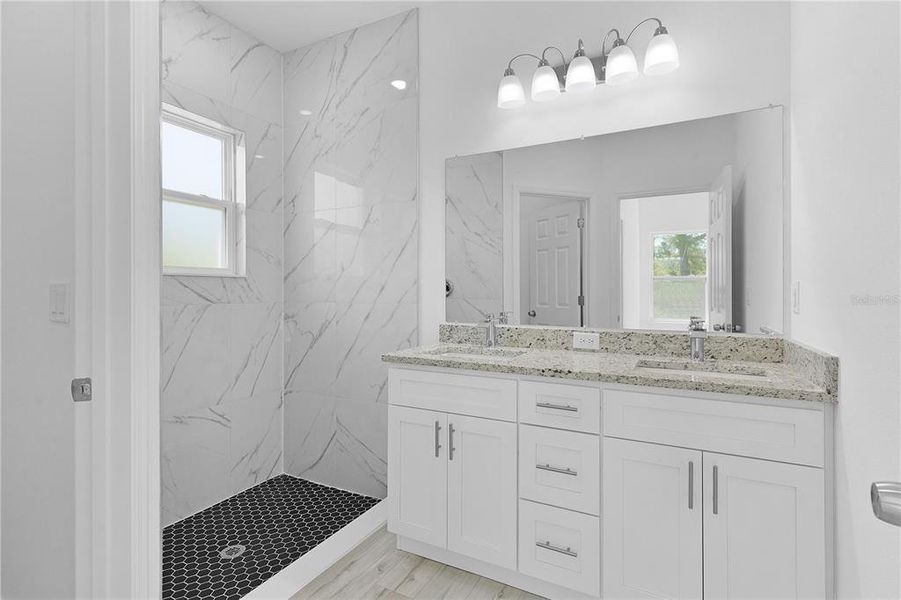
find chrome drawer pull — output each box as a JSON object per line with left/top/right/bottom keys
{"left": 536, "top": 540, "right": 578, "bottom": 558}
{"left": 434, "top": 421, "right": 442, "bottom": 458}
{"left": 536, "top": 463, "right": 578, "bottom": 476}
{"left": 536, "top": 402, "right": 578, "bottom": 413}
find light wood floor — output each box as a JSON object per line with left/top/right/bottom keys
{"left": 291, "top": 527, "right": 545, "bottom": 600}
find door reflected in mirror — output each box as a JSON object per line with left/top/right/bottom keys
{"left": 445, "top": 107, "right": 784, "bottom": 335}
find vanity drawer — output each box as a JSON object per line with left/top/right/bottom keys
{"left": 518, "top": 499, "right": 600, "bottom": 596}
{"left": 518, "top": 380, "right": 600, "bottom": 434}
{"left": 388, "top": 368, "right": 516, "bottom": 421}
{"left": 519, "top": 425, "right": 600, "bottom": 515}
{"left": 604, "top": 388, "right": 825, "bottom": 467}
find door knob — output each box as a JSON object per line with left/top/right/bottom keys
{"left": 528, "top": 310, "right": 536, "bottom": 317}
{"left": 872, "top": 482, "right": 901, "bottom": 526}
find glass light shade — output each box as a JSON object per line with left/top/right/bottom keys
{"left": 605, "top": 44, "right": 639, "bottom": 86}
{"left": 531, "top": 64, "right": 561, "bottom": 102}
{"left": 565, "top": 55, "right": 597, "bottom": 93}
{"left": 497, "top": 73, "right": 525, "bottom": 109}
{"left": 644, "top": 33, "right": 680, "bottom": 75}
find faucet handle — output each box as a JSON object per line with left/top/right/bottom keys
{"left": 498, "top": 311, "right": 513, "bottom": 324}
{"left": 688, "top": 316, "right": 706, "bottom": 332}
{"left": 484, "top": 313, "right": 496, "bottom": 323}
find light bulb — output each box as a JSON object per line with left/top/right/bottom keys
{"left": 531, "top": 62, "right": 561, "bottom": 102}
{"left": 565, "top": 41, "right": 596, "bottom": 94}
{"left": 497, "top": 69, "right": 525, "bottom": 109}
{"left": 605, "top": 42, "right": 638, "bottom": 86}
{"left": 644, "top": 30, "right": 679, "bottom": 75}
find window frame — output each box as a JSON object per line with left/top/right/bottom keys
{"left": 648, "top": 229, "right": 708, "bottom": 325}
{"left": 161, "top": 103, "right": 246, "bottom": 277}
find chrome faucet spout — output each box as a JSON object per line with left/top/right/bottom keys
{"left": 688, "top": 316, "right": 707, "bottom": 362}
{"left": 484, "top": 314, "right": 498, "bottom": 347}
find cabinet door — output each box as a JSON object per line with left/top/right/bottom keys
{"left": 387, "top": 406, "right": 447, "bottom": 548}
{"left": 603, "top": 438, "right": 703, "bottom": 600}
{"left": 446, "top": 414, "right": 517, "bottom": 569}
{"left": 704, "top": 453, "right": 825, "bottom": 599}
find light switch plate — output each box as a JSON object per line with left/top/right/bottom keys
{"left": 573, "top": 331, "right": 600, "bottom": 351}
{"left": 49, "top": 282, "right": 70, "bottom": 324}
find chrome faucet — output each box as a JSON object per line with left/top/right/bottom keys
{"left": 484, "top": 314, "right": 498, "bottom": 347}
{"left": 688, "top": 316, "right": 707, "bottom": 362}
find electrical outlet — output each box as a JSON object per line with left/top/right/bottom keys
{"left": 792, "top": 281, "right": 801, "bottom": 315}
{"left": 573, "top": 331, "right": 600, "bottom": 351}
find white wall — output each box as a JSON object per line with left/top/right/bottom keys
{"left": 419, "top": 1, "right": 791, "bottom": 342}
{"left": 790, "top": 2, "right": 900, "bottom": 598}
{"left": 1, "top": 2, "right": 77, "bottom": 596}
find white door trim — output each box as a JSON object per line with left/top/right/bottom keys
{"left": 508, "top": 186, "right": 592, "bottom": 326}
{"left": 129, "top": 1, "right": 162, "bottom": 597}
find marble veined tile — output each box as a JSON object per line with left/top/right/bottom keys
{"left": 335, "top": 202, "right": 418, "bottom": 306}
{"left": 283, "top": 301, "right": 338, "bottom": 394}
{"left": 162, "top": 0, "right": 230, "bottom": 105}
{"left": 228, "top": 24, "right": 282, "bottom": 123}
{"left": 161, "top": 304, "right": 232, "bottom": 415}
{"left": 227, "top": 302, "right": 282, "bottom": 399}
{"left": 283, "top": 117, "right": 337, "bottom": 217}
{"left": 332, "top": 10, "right": 418, "bottom": 118}
{"left": 283, "top": 389, "right": 335, "bottom": 476}
{"left": 225, "top": 391, "right": 283, "bottom": 495}
{"left": 335, "top": 302, "right": 417, "bottom": 404}
{"left": 445, "top": 153, "right": 504, "bottom": 313}
{"left": 284, "top": 209, "right": 337, "bottom": 305}
{"left": 161, "top": 403, "right": 230, "bottom": 526}
{"left": 333, "top": 97, "right": 418, "bottom": 209}
{"left": 283, "top": 36, "right": 339, "bottom": 128}
{"left": 446, "top": 297, "right": 501, "bottom": 324}
{"left": 286, "top": 394, "right": 388, "bottom": 499}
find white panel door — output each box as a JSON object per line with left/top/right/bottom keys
{"left": 603, "top": 438, "right": 703, "bottom": 600}
{"left": 447, "top": 415, "right": 517, "bottom": 569}
{"left": 387, "top": 406, "right": 448, "bottom": 548}
{"left": 704, "top": 453, "right": 826, "bottom": 600}
{"left": 708, "top": 165, "right": 732, "bottom": 329}
{"left": 522, "top": 195, "right": 583, "bottom": 326}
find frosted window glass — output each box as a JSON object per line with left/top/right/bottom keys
{"left": 162, "top": 121, "right": 224, "bottom": 199}
{"left": 162, "top": 199, "right": 226, "bottom": 269}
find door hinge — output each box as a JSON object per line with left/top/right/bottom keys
{"left": 578, "top": 295, "right": 585, "bottom": 306}
{"left": 71, "top": 377, "right": 92, "bottom": 402}
{"left": 577, "top": 217, "right": 585, "bottom": 229}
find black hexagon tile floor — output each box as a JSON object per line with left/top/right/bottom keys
{"left": 162, "top": 474, "right": 380, "bottom": 600}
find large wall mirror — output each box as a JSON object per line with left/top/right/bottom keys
{"left": 445, "top": 106, "right": 784, "bottom": 334}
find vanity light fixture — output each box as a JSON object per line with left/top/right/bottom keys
{"left": 496, "top": 17, "right": 679, "bottom": 109}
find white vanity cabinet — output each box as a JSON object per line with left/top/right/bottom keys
{"left": 386, "top": 365, "right": 833, "bottom": 600}
{"left": 603, "top": 388, "right": 828, "bottom": 600}
{"left": 387, "top": 369, "right": 518, "bottom": 570}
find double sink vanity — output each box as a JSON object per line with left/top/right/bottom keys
{"left": 382, "top": 324, "right": 837, "bottom": 600}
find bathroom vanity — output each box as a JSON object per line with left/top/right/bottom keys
{"left": 383, "top": 325, "right": 837, "bottom": 600}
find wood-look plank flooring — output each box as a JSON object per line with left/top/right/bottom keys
{"left": 291, "top": 527, "right": 545, "bottom": 600}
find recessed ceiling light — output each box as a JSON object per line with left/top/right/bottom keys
{"left": 390, "top": 79, "right": 407, "bottom": 90}
{"left": 299, "top": 109, "right": 313, "bottom": 116}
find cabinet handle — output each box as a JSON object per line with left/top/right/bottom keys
{"left": 434, "top": 421, "right": 442, "bottom": 458}
{"left": 536, "top": 540, "right": 578, "bottom": 558}
{"left": 448, "top": 423, "right": 456, "bottom": 461}
{"left": 688, "top": 460, "right": 694, "bottom": 509}
{"left": 536, "top": 401, "right": 578, "bottom": 413}
{"left": 713, "top": 465, "right": 719, "bottom": 515}
{"left": 536, "top": 463, "right": 578, "bottom": 476}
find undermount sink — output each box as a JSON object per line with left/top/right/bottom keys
{"left": 425, "top": 346, "right": 527, "bottom": 360}
{"left": 635, "top": 358, "right": 767, "bottom": 378}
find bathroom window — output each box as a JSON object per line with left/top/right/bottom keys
{"left": 651, "top": 231, "right": 707, "bottom": 321}
{"left": 161, "top": 104, "right": 245, "bottom": 276}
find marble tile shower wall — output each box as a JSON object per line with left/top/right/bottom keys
{"left": 445, "top": 153, "right": 504, "bottom": 322}
{"left": 161, "top": 0, "right": 284, "bottom": 526}
{"left": 282, "top": 10, "right": 419, "bottom": 498}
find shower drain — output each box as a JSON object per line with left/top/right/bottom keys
{"left": 219, "top": 544, "right": 246, "bottom": 560}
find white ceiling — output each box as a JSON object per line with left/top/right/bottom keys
{"left": 198, "top": 1, "right": 420, "bottom": 53}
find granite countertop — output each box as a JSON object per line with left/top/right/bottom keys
{"left": 382, "top": 344, "right": 835, "bottom": 403}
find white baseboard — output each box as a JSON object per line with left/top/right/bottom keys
{"left": 243, "top": 500, "right": 388, "bottom": 599}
